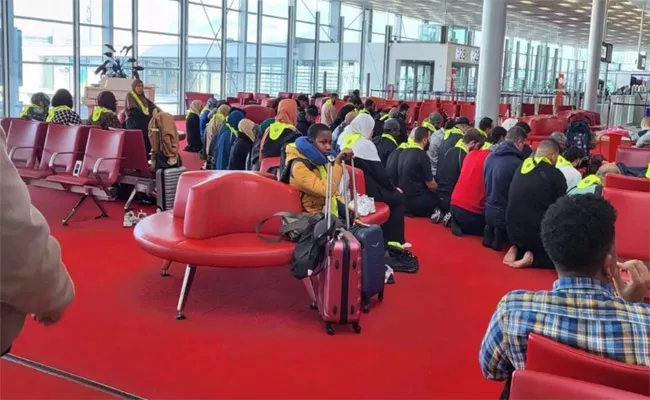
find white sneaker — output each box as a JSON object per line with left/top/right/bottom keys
{"left": 430, "top": 209, "right": 442, "bottom": 224}
{"left": 135, "top": 210, "right": 147, "bottom": 223}
{"left": 402, "top": 242, "right": 412, "bottom": 250}
{"left": 123, "top": 211, "right": 136, "bottom": 228}
{"left": 442, "top": 212, "right": 452, "bottom": 227}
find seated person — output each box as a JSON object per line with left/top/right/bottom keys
{"left": 483, "top": 127, "right": 527, "bottom": 251}
{"left": 228, "top": 119, "right": 257, "bottom": 171}
{"left": 297, "top": 105, "right": 319, "bottom": 135}
{"left": 480, "top": 195, "right": 650, "bottom": 394}
{"left": 320, "top": 93, "right": 338, "bottom": 126}
{"left": 386, "top": 138, "right": 409, "bottom": 188}
{"left": 285, "top": 123, "right": 351, "bottom": 216}
{"left": 148, "top": 109, "right": 182, "bottom": 170}
{"left": 515, "top": 121, "right": 533, "bottom": 157}
{"left": 249, "top": 117, "right": 274, "bottom": 171}
{"left": 556, "top": 146, "right": 584, "bottom": 190}
{"left": 333, "top": 111, "right": 357, "bottom": 147}
{"left": 435, "top": 117, "right": 470, "bottom": 175}
{"left": 477, "top": 116, "right": 493, "bottom": 140}
{"left": 19, "top": 92, "right": 50, "bottom": 121}
{"left": 89, "top": 91, "right": 122, "bottom": 131}
{"left": 482, "top": 126, "right": 507, "bottom": 150}
{"left": 214, "top": 110, "right": 245, "bottom": 170}
{"left": 203, "top": 104, "right": 231, "bottom": 161}
{"left": 431, "top": 128, "right": 485, "bottom": 226}
{"left": 423, "top": 112, "right": 445, "bottom": 177}
{"left": 184, "top": 99, "right": 203, "bottom": 152}
{"left": 199, "top": 98, "right": 219, "bottom": 141}
{"left": 568, "top": 162, "right": 620, "bottom": 196}
{"left": 373, "top": 107, "right": 398, "bottom": 137}
{"left": 550, "top": 131, "right": 568, "bottom": 153}
{"left": 260, "top": 99, "right": 301, "bottom": 161}
{"left": 330, "top": 103, "right": 357, "bottom": 133}
{"left": 46, "top": 89, "right": 82, "bottom": 126}
{"left": 358, "top": 99, "right": 376, "bottom": 116}
{"left": 504, "top": 140, "right": 567, "bottom": 269}
{"left": 397, "top": 127, "right": 438, "bottom": 217}
{"left": 339, "top": 114, "right": 406, "bottom": 245}
{"left": 449, "top": 135, "right": 495, "bottom": 237}
{"left": 373, "top": 118, "right": 401, "bottom": 166}
{"left": 636, "top": 116, "right": 650, "bottom": 148}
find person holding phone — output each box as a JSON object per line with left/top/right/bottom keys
{"left": 0, "top": 128, "right": 75, "bottom": 356}
{"left": 479, "top": 194, "right": 650, "bottom": 393}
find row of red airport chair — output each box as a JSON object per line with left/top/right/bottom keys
{"left": 4, "top": 118, "right": 154, "bottom": 226}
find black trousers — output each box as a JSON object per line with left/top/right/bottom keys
{"left": 436, "top": 191, "right": 452, "bottom": 214}
{"left": 508, "top": 229, "right": 554, "bottom": 269}
{"left": 379, "top": 190, "right": 406, "bottom": 244}
{"left": 450, "top": 205, "right": 485, "bottom": 236}
{"left": 405, "top": 191, "right": 439, "bottom": 217}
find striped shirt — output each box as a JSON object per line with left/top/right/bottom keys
{"left": 480, "top": 277, "right": 650, "bottom": 381}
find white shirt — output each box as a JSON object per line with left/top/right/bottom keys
{"left": 557, "top": 165, "right": 582, "bottom": 191}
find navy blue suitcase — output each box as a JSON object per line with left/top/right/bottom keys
{"left": 350, "top": 224, "right": 385, "bottom": 312}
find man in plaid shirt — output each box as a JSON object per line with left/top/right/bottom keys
{"left": 480, "top": 195, "right": 650, "bottom": 386}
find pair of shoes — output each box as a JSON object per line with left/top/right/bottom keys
{"left": 430, "top": 209, "right": 443, "bottom": 224}
{"left": 442, "top": 212, "right": 452, "bottom": 227}
{"left": 123, "top": 209, "right": 148, "bottom": 228}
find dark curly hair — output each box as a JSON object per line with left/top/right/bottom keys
{"left": 541, "top": 194, "right": 616, "bottom": 274}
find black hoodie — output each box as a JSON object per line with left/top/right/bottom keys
{"left": 483, "top": 141, "right": 525, "bottom": 227}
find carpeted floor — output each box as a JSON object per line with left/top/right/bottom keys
{"left": 1, "top": 131, "right": 557, "bottom": 399}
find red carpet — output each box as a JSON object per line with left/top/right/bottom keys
{"left": 1, "top": 137, "right": 557, "bottom": 398}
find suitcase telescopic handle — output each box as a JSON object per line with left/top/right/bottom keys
{"left": 325, "top": 156, "right": 334, "bottom": 230}
{"left": 349, "top": 156, "right": 358, "bottom": 221}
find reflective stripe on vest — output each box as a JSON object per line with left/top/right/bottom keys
{"left": 210, "top": 113, "right": 226, "bottom": 123}
{"left": 92, "top": 106, "right": 113, "bottom": 123}
{"left": 129, "top": 91, "right": 149, "bottom": 116}
{"left": 521, "top": 156, "right": 552, "bottom": 174}
{"left": 379, "top": 114, "right": 390, "bottom": 121}
{"left": 556, "top": 154, "right": 573, "bottom": 168}
{"left": 358, "top": 109, "right": 370, "bottom": 115}
{"left": 455, "top": 140, "right": 469, "bottom": 153}
{"left": 46, "top": 105, "right": 72, "bottom": 122}
{"left": 481, "top": 141, "right": 493, "bottom": 150}
{"left": 646, "top": 163, "right": 650, "bottom": 179}
{"left": 443, "top": 127, "right": 463, "bottom": 140}
{"left": 225, "top": 122, "right": 237, "bottom": 138}
{"left": 422, "top": 121, "right": 436, "bottom": 132}
{"left": 316, "top": 165, "right": 338, "bottom": 217}
{"left": 381, "top": 133, "right": 398, "bottom": 146}
{"left": 478, "top": 128, "right": 488, "bottom": 138}
{"left": 342, "top": 132, "right": 363, "bottom": 150}
{"left": 268, "top": 121, "right": 294, "bottom": 141}
{"left": 576, "top": 174, "right": 602, "bottom": 189}
{"left": 20, "top": 105, "right": 36, "bottom": 118}
{"left": 407, "top": 142, "right": 424, "bottom": 150}
{"left": 325, "top": 99, "right": 333, "bottom": 107}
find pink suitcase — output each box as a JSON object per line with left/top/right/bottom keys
{"left": 308, "top": 157, "right": 362, "bottom": 335}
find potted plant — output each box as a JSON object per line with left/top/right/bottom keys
{"left": 94, "top": 44, "right": 144, "bottom": 80}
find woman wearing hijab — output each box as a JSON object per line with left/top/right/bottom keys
{"left": 330, "top": 103, "right": 357, "bottom": 133}
{"left": 260, "top": 99, "right": 301, "bottom": 162}
{"left": 339, "top": 113, "right": 407, "bottom": 246}
{"left": 20, "top": 92, "right": 50, "bottom": 121}
{"left": 184, "top": 99, "right": 202, "bottom": 153}
{"left": 148, "top": 109, "right": 181, "bottom": 170}
{"left": 203, "top": 104, "right": 231, "bottom": 158}
{"left": 46, "top": 89, "right": 82, "bottom": 126}
{"left": 89, "top": 91, "right": 121, "bottom": 130}
{"left": 214, "top": 110, "right": 245, "bottom": 170}
{"left": 284, "top": 123, "right": 352, "bottom": 216}
{"left": 228, "top": 119, "right": 257, "bottom": 170}
{"left": 249, "top": 117, "right": 275, "bottom": 171}
{"left": 125, "top": 80, "right": 157, "bottom": 154}
{"left": 199, "top": 98, "right": 219, "bottom": 141}
{"left": 332, "top": 111, "right": 357, "bottom": 150}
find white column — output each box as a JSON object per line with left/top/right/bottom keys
{"left": 584, "top": 0, "right": 607, "bottom": 111}
{"left": 475, "top": 0, "right": 507, "bottom": 124}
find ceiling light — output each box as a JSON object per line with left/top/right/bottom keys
{"left": 575, "top": 9, "right": 586, "bottom": 13}
{"left": 554, "top": 19, "right": 565, "bottom": 23}
{"left": 539, "top": 6, "right": 551, "bottom": 11}
{"left": 520, "top": 10, "right": 532, "bottom": 14}
{"left": 520, "top": 0, "right": 534, "bottom": 4}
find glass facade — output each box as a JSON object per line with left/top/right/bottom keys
{"left": 0, "top": 0, "right": 646, "bottom": 117}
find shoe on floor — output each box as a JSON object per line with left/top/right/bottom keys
{"left": 451, "top": 218, "right": 463, "bottom": 237}
{"left": 491, "top": 227, "right": 503, "bottom": 251}
{"left": 483, "top": 224, "right": 494, "bottom": 248}
{"left": 123, "top": 210, "right": 136, "bottom": 228}
{"left": 442, "top": 212, "right": 452, "bottom": 227}
{"left": 430, "top": 209, "right": 443, "bottom": 224}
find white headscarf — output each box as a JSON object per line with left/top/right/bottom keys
{"left": 337, "top": 113, "right": 380, "bottom": 162}
{"left": 501, "top": 118, "right": 518, "bottom": 131}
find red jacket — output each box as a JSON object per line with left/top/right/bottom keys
{"left": 451, "top": 149, "right": 491, "bottom": 214}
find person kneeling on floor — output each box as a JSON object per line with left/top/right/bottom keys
{"left": 504, "top": 140, "right": 567, "bottom": 269}
{"left": 449, "top": 127, "right": 506, "bottom": 237}
{"left": 373, "top": 118, "right": 401, "bottom": 166}
{"left": 431, "top": 128, "right": 485, "bottom": 226}
{"left": 396, "top": 127, "right": 439, "bottom": 217}
{"left": 568, "top": 162, "right": 621, "bottom": 196}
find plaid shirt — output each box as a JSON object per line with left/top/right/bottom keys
{"left": 480, "top": 277, "right": 650, "bottom": 381}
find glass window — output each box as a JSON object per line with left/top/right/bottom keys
{"left": 79, "top": 0, "right": 105, "bottom": 25}
{"left": 261, "top": 16, "right": 288, "bottom": 45}
{"left": 14, "top": 0, "right": 73, "bottom": 22}
{"left": 189, "top": 3, "right": 222, "bottom": 39}
{"left": 114, "top": 0, "right": 132, "bottom": 29}
{"left": 264, "top": 0, "right": 289, "bottom": 18}
{"left": 341, "top": 5, "right": 362, "bottom": 30}
{"left": 247, "top": 14, "right": 258, "bottom": 43}
{"left": 138, "top": 0, "right": 179, "bottom": 34}
{"left": 297, "top": 0, "right": 330, "bottom": 24}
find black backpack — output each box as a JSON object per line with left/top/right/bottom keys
{"left": 566, "top": 120, "right": 592, "bottom": 156}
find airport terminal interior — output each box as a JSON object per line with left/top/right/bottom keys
{"left": 1, "top": 0, "right": 649, "bottom": 398}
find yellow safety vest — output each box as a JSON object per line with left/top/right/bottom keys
{"left": 358, "top": 109, "right": 370, "bottom": 115}
{"left": 576, "top": 174, "right": 602, "bottom": 189}
{"left": 379, "top": 114, "right": 391, "bottom": 121}
{"left": 268, "top": 121, "right": 295, "bottom": 140}
{"left": 316, "top": 165, "right": 338, "bottom": 216}
{"left": 478, "top": 128, "right": 488, "bottom": 138}
{"left": 186, "top": 110, "right": 199, "bottom": 119}
{"left": 646, "top": 163, "right": 650, "bottom": 179}
{"left": 325, "top": 98, "right": 333, "bottom": 107}
{"left": 407, "top": 142, "right": 424, "bottom": 150}
{"left": 91, "top": 106, "right": 114, "bottom": 123}
{"left": 342, "top": 132, "right": 363, "bottom": 150}
{"left": 481, "top": 141, "right": 493, "bottom": 150}
{"left": 201, "top": 106, "right": 210, "bottom": 114}
{"left": 225, "top": 122, "right": 237, "bottom": 138}
{"left": 45, "top": 105, "right": 72, "bottom": 122}
{"left": 521, "top": 156, "right": 552, "bottom": 174}
{"left": 129, "top": 91, "right": 149, "bottom": 116}
{"left": 443, "top": 127, "right": 464, "bottom": 140}
{"left": 381, "top": 133, "right": 398, "bottom": 146}
{"left": 422, "top": 121, "right": 437, "bottom": 132}
{"left": 210, "top": 112, "right": 226, "bottom": 123}
{"left": 556, "top": 154, "right": 573, "bottom": 168}
{"left": 19, "top": 104, "right": 37, "bottom": 118}
{"left": 455, "top": 140, "right": 469, "bottom": 153}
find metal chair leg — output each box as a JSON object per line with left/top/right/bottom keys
{"left": 124, "top": 187, "right": 138, "bottom": 211}
{"left": 304, "top": 279, "right": 317, "bottom": 309}
{"left": 62, "top": 195, "right": 89, "bottom": 226}
{"left": 90, "top": 195, "right": 109, "bottom": 219}
{"left": 175, "top": 265, "right": 197, "bottom": 320}
{"left": 160, "top": 260, "right": 172, "bottom": 277}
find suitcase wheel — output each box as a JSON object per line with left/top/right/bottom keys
{"left": 378, "top": 291, "right": 384, "bottom": 302}
{"left": 352, "top": 323, "right": 362, "bottom": 334}
{"left": 325, "top": 322, "right": 335, "bottom": 336}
